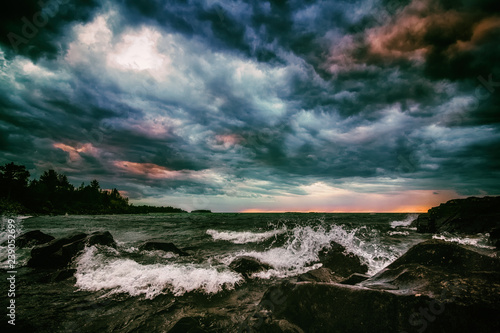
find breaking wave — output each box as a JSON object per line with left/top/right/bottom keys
{"left": 218, "top": 223, "right": 411, "bottom": 277}
{"left": 390, "top": 214, "right": 418, "bottom": 228}
{"left": 432, "top": 233, "right": 495, "bottom": 250}
{"left": 75, "top": 246, "right": 243, "bottom": 299}
{"left": 206, "top": 228, "right": 285, "bottom": 244}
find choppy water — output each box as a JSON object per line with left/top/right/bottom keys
{"left": 0, "top": 213, "right": 495, "bottom": 332}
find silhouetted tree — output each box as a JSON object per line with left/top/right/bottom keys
{"left": 0, "top": 162, "right": 30, "bottom": 201}
{"left": 0, "top": 163, "right": 186, "bottom": 215}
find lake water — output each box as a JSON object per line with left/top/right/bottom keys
{"left": 0, "top": 213, "right": 494, "bottom": 332}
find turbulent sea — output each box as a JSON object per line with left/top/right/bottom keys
{"left": 0, "top": 213, "right": 495, "bottom": 332}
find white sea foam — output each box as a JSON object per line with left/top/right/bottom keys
{"left": 75, "top": 246, "right": 243, "bottom": 299}
{"left": 206, "top": 228, "right": 285, "bottom": 244}
{"left": 219, "top": 224, "right": 408, "bottom": 277}
{"left": 432, "top": 234, "right": 495, "bottom": 249}
{"left": 390, "top": 214, "right": 418, "bottom": 228}
{"left": 387, "top": 230, "right": 410, "bottom": 236}
{"left": 142, "top": 250, "right": 179, "bottom": 259}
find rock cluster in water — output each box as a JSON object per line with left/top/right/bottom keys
{"left": 239, "top": 239, "right": 500, "bottom": 333}
{"left": 27, "top": 231, "right": 116, "bottom": 269}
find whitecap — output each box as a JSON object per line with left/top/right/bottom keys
{"left": 432, "top": 234, "right": 495, "bottom": 250}
{"left": 387, "top": 230, "right": 410, "bottom": 236}
{"left": 390, "top": 214, "right": 418, "bottom": 228}
{"left": 206, "top": 228, "right": 285, "bottom": 244}
{"left": 218, "top": 224, "right": 410, "bottom": 277}
{"left": 75, "top": 246, "right": 243, "bottom": 299}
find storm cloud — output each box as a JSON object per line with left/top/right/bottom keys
{"left": 1, "top": 0, "right": 499, "bottom": 211}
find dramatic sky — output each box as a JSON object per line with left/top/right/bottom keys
{"left": 1, "top": 0, "right": 499, "bottom": 212}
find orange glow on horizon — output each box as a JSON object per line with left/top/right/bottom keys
{"left": 239, "top": 205, "right": 430, "bottom": 213}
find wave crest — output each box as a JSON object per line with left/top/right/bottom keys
{"left": 206, "top": 228, "right": 285, "bottom": 244}
{"left": 75, "top": 246, "right": 243, "bottom": 299}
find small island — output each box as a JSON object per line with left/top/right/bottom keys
{"left": 190, "top": 209, "right": 212, "bottom": 213}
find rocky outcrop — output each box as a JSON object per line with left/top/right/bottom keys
{"left": 297, "top": 242, "right": 368, "bottom": 283}
{"left": 411, "top": 213, "right": 433, "bottom": 232}
{"left": 360, "top": 239, "right": 500, "bottom": 300}
{"left": 28, "top": 231, "right": 117, "bottom": 269}
{"left": 318, "top": 241, "right": 368, "bottom": 277}
{"left": 138, "top": 241, "right": 189, "bottom": 256}
{"left": 229, "top": 256, "right": 272, "bottom": 278}
{"left": 413, "top": 196, "right": 500, "bottom": 234}
{"left": 254, "top": 282, "right": 499, "bottom": 333}
{"left": 248, "top": 239, "right": 500, "bottom": 333}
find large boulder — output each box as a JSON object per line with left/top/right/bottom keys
{"left": 414, "top": 196, "right": 500, "bottom": 234}
{"left": 28, "top": 231, "right": 117, "bottom": 269}
{"left": 360, "top": 239, "right": 500, "bottom": 302}
{"left": 87, "top": 231, "right": 117, "bottom": 248}
{"left": 14, "top": 230, "right": 55, "bottom": 248}
{"left": 229, "top": 256, "right": 272, "bottom": 278}
{"left": 318, "top": 241, "right": 368, "bottom": 277}
{"left": 138, "top": 241, "right": 189, "bottom": 256}
{"left": 252, "top": 282, "right": 499, "bottom": 333}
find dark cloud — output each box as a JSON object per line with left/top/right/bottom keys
{"left": 0, "top": 0, "right": 101, "bottom": 60}
{"left": 1, "top": 0, "right": 500, "bottom": 210}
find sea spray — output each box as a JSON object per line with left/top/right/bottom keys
{"left": 206, "top": 228, "right": 286, "bottom": 244}
{"left": 217, "top": 223, "right": 412, "bottom": 277}
{"left": 390, "top": 214, "right": 419, "bottom": 228}
{"left": 75, "top": 246, "right": 243, "bottom": 299}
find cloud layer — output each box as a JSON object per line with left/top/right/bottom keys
{"left": 1, "top": 0, "right": 499, "bottom": 211}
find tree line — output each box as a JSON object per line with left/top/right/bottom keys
{"left": 0, "top": 162, "right": 186, "bottom": 215}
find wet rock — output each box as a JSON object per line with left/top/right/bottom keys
{"left": 318, "top": 241, "right": 368, "bottom": 277}
{"left": 229, "top": 256, "right": 272, "bottom": 278}
{"left": 168, "top": 317, "right": 207, "bottom": 333}
{"left": 28, "top": 232, "right": 87, "bottom": 268}
{"left": 138, "top": 241, "right": 189, "bottom": 256}
{"left": 243, "top": 317, "right": 305, "bottom": 333}
{"left": 297, "top": 267, "right": 342, "bottom": 283}
{"left": 360, "top": 239, "right": 500, "bottom": 302}
{"left": 251, "top": 239, "right": 500, "bottom": 332}
{"left": 28, "top": 231, "right": 118, "bottom": 269}
{"left": 414, "top": 196, "right": 500, "bottom": 234}
{"left": 87, "top": 231, "right": 117, "bottom": 248}
{"left": 412, "top": 213, "right": 434, "bottom": 232}
{"left": 257, "top": 281, "right": 499, "bottom": 332}
{"left": 340, "top": 273, "right": 370, "bottom": 285}
{"left": 14, "top": 230, "right": 54, "bottom": 248}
